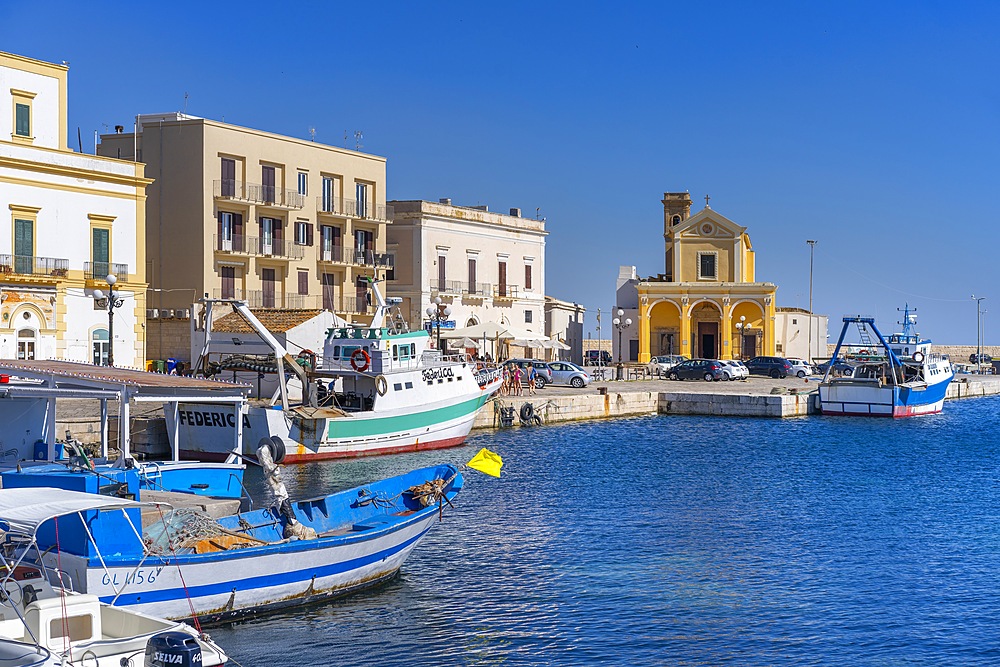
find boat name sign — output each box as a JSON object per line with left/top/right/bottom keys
{"left": 178, "top": 408, "right": 252, "bottom": 429}
{"left": 475, "top": 367, "right": 501, "bottom": 388}
{"left": 423, "top": 367, "right": 456, "bottom": 382}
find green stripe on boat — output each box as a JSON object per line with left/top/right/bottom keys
{"left": 326, "top": 394, "right": 488, "bottom": 439}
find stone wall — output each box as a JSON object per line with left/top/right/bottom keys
{"left": 147, "top": 318, "right": 194, "bottom": 365}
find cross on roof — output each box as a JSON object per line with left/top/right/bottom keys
{"left": 704, "top": 194, "right": 711, "bottom": 208}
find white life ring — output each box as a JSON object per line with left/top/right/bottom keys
{"left": 912, "top": 351, "right": 925, "bottom": 363}
{"left": 375, "top": 374, "right": 388, "bottom": 396}
{"left": 350, "top": 348, "right": 371, "bottom": 372}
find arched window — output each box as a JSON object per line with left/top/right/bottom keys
{"left": 92, "top": 328, "right": 109, "bottom": 366}
{"left": 16, "top": 328, "right": 36, "bottom": 360}
{"left": 672, "top": 215, "right": 681, "bottom": 226}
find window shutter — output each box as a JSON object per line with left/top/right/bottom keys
{"left": 234, "top": 214, "right": 243, "bottom": 251}
{"left": 306, "top": 223, "right": 314, "bottom": 246}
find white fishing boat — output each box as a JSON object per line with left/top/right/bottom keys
{"left": 819, "top": 308, "right": 953, "bottom": 417}
{"left": 0, "top": 490, "right": 228, "bottom": 666}
{"left": 178, "top": 278, "right": 502, "bottom": 462}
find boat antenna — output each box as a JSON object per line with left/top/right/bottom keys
{"left": 897, "top": 303, "right": 917, "bottom": 337}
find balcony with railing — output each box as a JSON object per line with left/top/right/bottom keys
{"left": 463, "top": 281, "right": 493, "bottom": 297}
{"left": 317, "top": 245, "right": 348, "bottom": 264}
{"left": 316, "top": 196, "right": 394, "bottom": 222}
{"left": 213, "top": 234, "right": 250, "bottom": 255}
{"left": 214, "top": 180, "right": 306, "bottom": 209}
{"left": 430, "top": 279, "right": 463, "bottom": 296}
{"left": 84, "top": 261, "right": 130, "bottom": 281}
{"left": 0, "top": 254, "right": 69, "bottom": 278}
{"left": 493, "top": 284, "right": 520, "bottom": 300}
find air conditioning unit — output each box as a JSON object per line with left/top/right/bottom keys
{"left": 161, "top": 309, "right": 174, "bottom": 318}
{"left": 174, "top": 308, "right": 191, "bottom": 319}
{"left": 146, "top": 309, "right": 159, "bottom": 319}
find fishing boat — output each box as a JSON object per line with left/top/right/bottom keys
{"left": 819, "top": 309, "right": 953, "bottom": 417}
{"left": 0, "top": 359, "right": 250, "bottom": 500}
{"left": 1, "top": 456, "right": 463, "bottom": 624}
{"left": 178, "top": 278, "right": 503, "bottom": 462}
{"left": 0, "top": 489, "right": 228, "bottom": 666}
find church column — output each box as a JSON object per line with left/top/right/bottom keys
{"left": 721, "top": 297, "right": 732, "bottom": 360}
{"left": 764, "top": 295, "right": 776, "bottom": 355}
{"left": 679, "top": 297, "right": 691, "bottom": 357}
{"left": 638, "top": 298, "right": 651, "bottom": 363}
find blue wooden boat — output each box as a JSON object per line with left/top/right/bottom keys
{"left": 0, "top": 464, "right": 462, "bottom": 623}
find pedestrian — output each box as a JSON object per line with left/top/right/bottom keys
{"left": 512, "top": 365, "right": 523, "bottom": 396}
{"left": 527, "top": 363, "right": 537, "bottom": 395}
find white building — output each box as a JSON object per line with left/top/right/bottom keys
{"left": 387, "top": 200, "right": 547, "bottom": 354}
{"left": 0, "top": 52, "right": 148, "bottom": 365}
{"left": 775, "top": 308, "right": 828, "bottom": 362}
{"left": 545, "top": 296, "right": 585, "bottom": 364}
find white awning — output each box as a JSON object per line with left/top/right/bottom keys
{"left": 0, "top": 487, "right": 143, "bottom": 536}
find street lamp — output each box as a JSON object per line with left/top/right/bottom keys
{"left": 807, "top": 240, "right": 817, "bottom": 362}
{"left": 425, "top": 296, "right": 451, "bottom": 352}
{"left": 972, "top": 295, "right": 986, "bottom": 373}
{"left": 612, "top": 308, "right": 632, "bottom": 381}
{"left": 93, "top": 274, "right": 124, "bottom": 367}
{"left": 735, "top": 315, "right": 746, "bottom": 359}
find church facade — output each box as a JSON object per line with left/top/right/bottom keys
{"left": 634, "top": 192, "right": 777, "bottom": 363}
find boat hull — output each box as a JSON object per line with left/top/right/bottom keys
{"left": 818, "top": 377, "right": 950, "bottom": 418}
{"left": 173, "top": 373, "right": 501, "bottom": 463}
{"left": 38, "top": 465, "right": 461, "bottom": 624}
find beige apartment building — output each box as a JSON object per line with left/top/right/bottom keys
{"left": 99, "top": 114, "right": 392, "bottom": 361}
{"left": 387, "top": 199, "right": 547, "bottom": 348}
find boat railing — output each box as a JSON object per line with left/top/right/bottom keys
{"left": 231, "top": 473, "right": 254, "bottom": 511}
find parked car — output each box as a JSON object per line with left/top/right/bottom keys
{"left": 585, "top": 350, "right": 613, "bottom": 366}
{"left": 647, "top": 355, "right": 688, "bottom": 376}
{"left": 667, "top": 358, "right": 726, "bottom": 381}
{"left": 720, "top": 359, "right": 749, "bottom": 380}
{"left": 744, "top": 356, "right": 793, "bottom": 378}
{"left": 815, "top": 360, "right": 855, "bottom": 377}
{"left": 504, "top": 359, "right": 553, "bottom": 387}
{"left": 546, "top": 361, "right": 591, "bottom": 388}
{"left": 786, "top": 358, "right": 814, "bottom": 378}
{"left": 970, "top": 353, "right": 993, "bottom": 364}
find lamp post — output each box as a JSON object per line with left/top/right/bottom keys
{"left": 972, "top": 295, "right": 986, "bottom": 373}
{"left": 612, "top": 308, "right": 632, "bottom": 381}
{"left": 425, "top": 296, "right": 451, "bottom": 352}
{"left": 807, "top": 240, "right": 817, "bottom": 362}
{"left": 93, "top": 274, "right": 124, "bottom": 367}
{"left": 735, "top": 315, "right": 746, "bottom": 359}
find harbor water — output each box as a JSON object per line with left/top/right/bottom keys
{"left": 215, "top": 397, "right": 1000, "bottom": 665}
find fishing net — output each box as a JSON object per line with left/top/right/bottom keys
{"left": 144, "top": 508, "right": 263, "bottom": 555}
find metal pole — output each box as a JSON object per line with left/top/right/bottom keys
{"left": 807, "top": 239, "right": 816, "bottom": 362}
{"left": 107, "top": 287, "right": 115, "bottom": 367}
{"left": 973, "top": 295, "right": 986, "bottom": 373}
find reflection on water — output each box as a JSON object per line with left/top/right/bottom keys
{"left": 216, "top": 398, "right": 1000, "bottom": 666}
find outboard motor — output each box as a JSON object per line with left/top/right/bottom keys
{"left": 144, "top": 631, "right": 203, "bottom": 667}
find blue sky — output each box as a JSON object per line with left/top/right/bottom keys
{"left": 5, "top": 1, "right": 998, "bottom": 344}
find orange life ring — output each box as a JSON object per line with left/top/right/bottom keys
{"left": 858, "top": 349, "right": 869, "bottom": 355}
{"left": 350, "top": 348, "right": 371, "bottom": 372}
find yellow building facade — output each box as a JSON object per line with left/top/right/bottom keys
{"left": 637, "top": 193, "right": 776, "bottom": 363}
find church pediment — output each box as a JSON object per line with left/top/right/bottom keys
{"left": 673, "top": 209, "right": 746, "bottom": 240}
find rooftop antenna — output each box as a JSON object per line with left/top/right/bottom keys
{"left": 183, "top": 92, "right": 189, "bottom": 114}
{"left": 354, "top": 130, "right": 363, "bottom": 151}
{"left": 344, "top": 130, "right": 348, "bottom": 148}
{"left": 535, "top": 207, "right": 540, "bottom": 220}
{"left": 309, "top": 127, "right": 316, "bottom": 142}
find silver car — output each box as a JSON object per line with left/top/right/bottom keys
{"left": 647, "top": 354, "right": 688, "bottom": 377}
{"left": 721, "top": 360, "right": 749, "bottom": 380}
{"left": 545, "top": 361, "right": 591, "bottom": 388}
